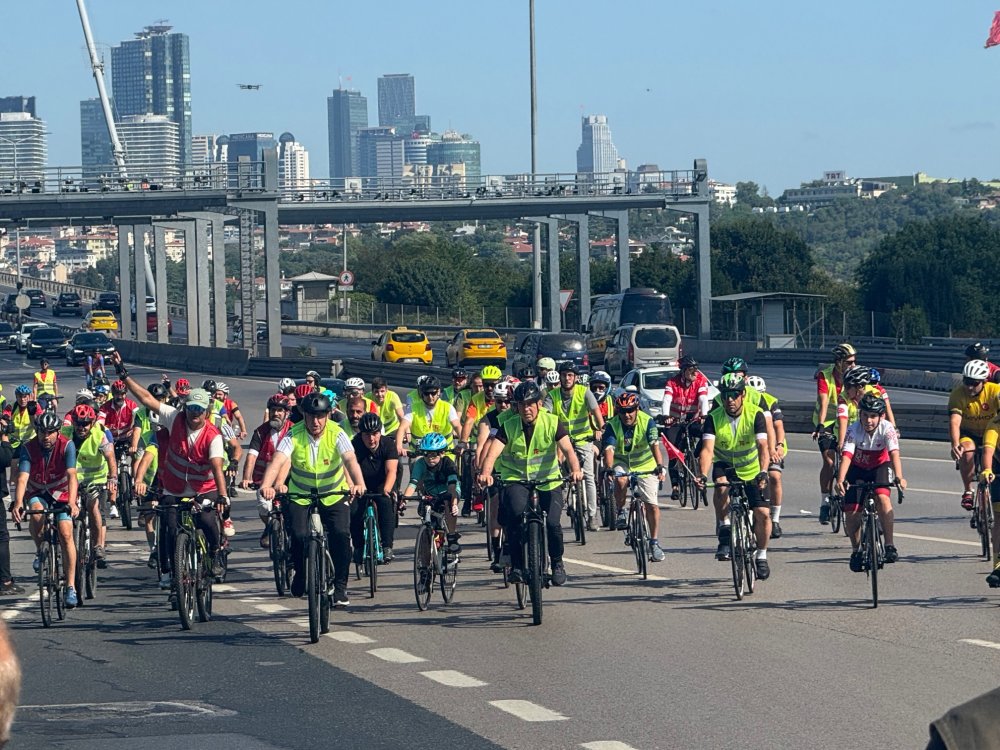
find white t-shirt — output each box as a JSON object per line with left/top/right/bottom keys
{"left": 158, "top": 403, "right": 225, "bottom": 460}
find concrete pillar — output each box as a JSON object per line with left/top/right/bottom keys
{"left": 211, "top": 218, "right": 227, "bottom": 348}
{"left": 612, "top": 210, "right": 630, "bottom": 292}
{"left": 564, "top": 214, "right": 590, "bottom": 328}
{"left": 195, "top": 219, "right": 212, "bottom": 345}
{"left": 531, "top": 225, "right": 542, "bottom": 329}
{"left": 546, "top": 218, "right": 560, "bottom": 333}
{"left": 153, "top": 226, "right": 169, "bottom": 344}
{"left": 117, "top": 225, "right": 132, "bottom": 341}
{"left": 694, "top": 204, "right": 712, "bottom": 338}
{"left": 133, "top": 225, "right": 148, "bottom": 343}
{"left": 262, "top": 202, "right": 282, "bottom": 357}
{"left": 183, "top": 222, "right": 199, "bottom": 346}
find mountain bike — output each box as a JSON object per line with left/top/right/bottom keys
{"left": 412, "top": 493, "right": 459, "bottom": 610}
{"left": 355, "top": 492, "right": 386, "bottom": 599}
{"left": 73, "top": 486, "right": 101, "bottom": 603}
{"left": 266, "top": 493, "right": 292, "bottom": 596}
{"left": 28, "top": 505, "right": 68, "bottom": 627}
{"left": 114, "top": 443, "right": 134, "bottom": 530}
{"left": 173, "top": 497, "right": 220, "bottom": 630}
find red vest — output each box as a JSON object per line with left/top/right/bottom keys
{"left": 251, "top": 421, "right": 289, "bottom": 484}
{"left": 160, "top": 417, "right": 221, "bottom": 496}
{"left": 26, "top": 434, "right": 70, "bottom": 497}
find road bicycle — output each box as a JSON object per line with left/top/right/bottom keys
{"left": 27, "top": 505, "right": 68, "bottom": 627}
{"left": 850, "top": 480, "right": 904, "bottom": 609}
{"left": 974, "top": 477, "right": 994, "bottom": 561}
{"left": 412, "top": 493, "right": 459, "bottom": 610}
{"left": 597, "top": 466, "right": 617, "bottom": 529}
{"left": 620, "top": 470, "right": 659, "bottom": 580}
{"left": 355, "top": 492, "right": 386, "bottom": 599}
{"left": 721, "top": 478, "right": 758, "bottom": 601}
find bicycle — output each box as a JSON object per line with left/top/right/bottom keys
{"left": 829, "top": 450, "right": 844, "bottom": 535}
{"left": 412, "top": 493, "right": 459, "bottom": 610}
{"left": 597, "top": 467, "right": 617, "bottom": 529}
{"left": 173, "top": 497, "right": 221, "bottom": 630}
{"left": 73, "top": 487, "right": 101, "bottom": 604}
{"left": 720, "top": 477, "right": 758, "bottom": 601}
{"left": 661, "top": 420, "right": 704, "bottom": 510}
{"left": 850, "top": 480, "right": 904, "bottom": 609}
{"left": 27, "top": 506, "right": 68, "bottom": 627}
{"left": 620, "top": 470, "right": 659, "bottom": 580}
{"left": 114, "top": 443, "right": 134, "bottom": 531}
{"left": 355, "top": 492, "right": 386, "bottom": 599}
{"left": 265, "top": 494, "right": 293, "bottom": 597}
{"left": 566, "top": 469, "right": 586, "bottom": 546}
{"left": 974, "top": 476, "right": 994, "bottom": 561}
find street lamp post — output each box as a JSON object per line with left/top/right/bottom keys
{"left": 529, "top": 0, "right": 543, "bottom": 329}
{"left": 0, "top": 132, "right": 49, "bottom": 281}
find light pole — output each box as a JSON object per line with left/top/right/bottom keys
{"left": 529, "top": 0, "right": 543, "bottom": 329}
{"left": 0, "top": 131, "right": 50, "bottom": 281}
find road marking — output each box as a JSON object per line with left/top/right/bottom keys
{"left": 581, "top": 743, "right": 640, "bottom": 750}
{"left": 562, "top": 556, "right": 669, "bottom": 582}
{"left": 213, "top": 584, "right": 238, "bottom": 592}
{"left": 419, "top": 670, "right": 488, "bottom": 688}
{"left": 788, "top": 449, "right": 951, "bottom": 464}
{"left": 960, "top": 638, "right": 1000, "bottom": 651}
{"left": 489, "top": 700, "right": 568, "bottom": 722}
{"left": 286, "top": 618, "right": 308, "bottom": 629}
{"left": 325, "top": 631, "right": 376, "bottom": 644}
{"left": 894, "top": 532, "right": 980, "bottom": 548}
{"left": 367, "top": 647, "right": 427, "bottom": 664}
{"left": 2, "top": 599, "right": 33, "bottom": 620}
{"left": 254, "top": 603, "right": 288, "bottom": 613}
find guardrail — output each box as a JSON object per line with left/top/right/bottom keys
{"left": 0, "top": 273, "right": 188, "bottom": 319}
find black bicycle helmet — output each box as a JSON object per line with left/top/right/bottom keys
{"left": 557, "top": 361, "right": 578, "bottom": 375}
{"left": 148, "top": 382, "right": 169, "bottom": 400}
{"left": 299, "top": 392, "right": 332, "bottom": 416}
{"left": 843, "top": 365, "right": 872, "bottom": 388}
{"left": 202, "top": 379, "right": 217, "bottom": 393}
{"left": 679, "top": 355, "right": 698, "bottom": 370}
{"left": 419, "top": 376, "right": 441, "bottom": 394}
{"left": 721, "top": 356, "right": 748, "bottom": 375}
{"left": 34, "top": 412, "right": 61, "bottom": 433}
{"left": 858, "top": 393, "right": 886, "bottom": 415}
{"left": 966, "top": 342, "right": 990, "bottom": 360}
{"left": 513, "top": 380, "right": 543, "bottom": 404}
{"left": 358, "top": 412, "right": 383, "bottom": 434}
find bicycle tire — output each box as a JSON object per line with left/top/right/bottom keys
{"left": 85, "top": 533, "right": 97, "bottom": 601}
{"left": 174, "top": 532, "right": 196, "bottom": 630}
{"left": 830, "top": 497, "right": 842, "bottom": 534}
{"left": 867, "top": 513, "right": 879, "bottom": 608}
{"left": 575, "top": 480, "right": 586, "bottom": 546}
{"left": 527, "top": 520, "right": 544, "bottom": 626}
{"left": 270, "top": 518, "right": 288, "bottom": 596}
{"left": 486, "top": 494, "right": 495, "bottom": 562}
{"left": 413, "top": 524, "right": 433, "bottom": 611}
{"left": 630, "top": 505, "right": 647, "bottom": 579}
{"left": 440, "top": 547, "right": 458, "bottom": 604}
{"left": 38, "top": 541, "right": 53, "bottom": 628}
{"left": 306, "top": 537, "right": 321, "bottom": 643}
{"left": 685, "top": 450, "right": 699, "bottom": 509}
{"left": 74, "top": 520, "right": 87, "bottom": 606}
{"left": 365, "top": 512, "right": 378, "bottom": 598}
{"left": 743, "top": 512, "right": 756, "bottom": 595}
{"left": 730, "top": 521, "right": 745, "bottom": 600}
{"left": 196, "top": 532, "right": 213, "bottom": 623}
{"left": 119, "top": 473, "right": 133, "bottom": 530}
{"left": 979, "top": 485, "right": 992, "bottom": 560}
{"left": 320, "top": 549, "right": 332, "bottom": 635}
{"left": 54, "top": 544, "right": 65, "bottom": 622}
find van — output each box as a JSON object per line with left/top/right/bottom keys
{"left": 584, "top": 287, "right": 672, "bottom": 363}
{"left": 602, "top": 324, "right": 681, "bottom": 378}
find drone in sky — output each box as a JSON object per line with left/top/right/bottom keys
{"left": 237, "top": 83, "right": 262, "bottom": 90}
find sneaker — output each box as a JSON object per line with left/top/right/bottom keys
{"left": 550, "top": 561, "right": 567, "bottom": 586}
{"left": 961, "top": 490, "right": 975, "bottom": 511}
{"left": 987, "top": 568, "right": 1000, "bottom": 588}
{"left": 223, "top": 518, "right": 236, "bottom": 537}
{"left": 96, "top": 546, "right": 108, "bottom": 569}
{"left": 108, "top": 504, "right": 119, "bottom": 519}
{"left": 168, "top": 592, "right": 178, "bottom": 610}
{"left": 211, "top": 551, "right": 226, "bottom": 578}
{"left": 446, "top": 534, "right": 462, "bottom": 554}
{"left": 884, "top": 545, "right": 898, "bottom": 564}
{"left": 770, "top": 522, "right": 782, "bottom": 540}
{"left": 715, "top": 543, "right": 731, "bottom": 561}
{"left": 147, "top": 549, "right": 158, "bottom": 569}
{"left": 0, "top": 581, "right": 25, "bottom": 596}
{"left": 507, "top": 568, "right": 525, "bottom": 584}
{"left": 649, "top": 540, "right": 665, "bottom": 562}
{"left": 460, "top": 501, "right": 472, "bottom": 518}
{"left": 819, "top": 504, "right": 831, "bottom": 525}
{"left": 615, "top": 510, "right": 628, "bottom": 530}
{"left": 259, "top": 531, "right": 270, "bottom": 549}
{"left": 333, "top": 586, "right": 350, "bottom": 607}
{"left": 290, "top": 571, "right": 305, "bottom": 597}
{"left": 849, "top": 549, "right": 864, "bottom": 573}
{"left": 382, "top": 546, "right": 394, "bottom": 563}
{"left": 32, "top": 555, "right": 40, "bottom": 573}
{"left": 490, "top": 560, "right": 504, "bottom": 574}
{"left": 670, "top": 488, "right": 680, "bottom": 503}
{"left": 755, "top": 558, "right": 771, "bottom": 580}
{"left": 159, "top": 573, "right": 172, "bottom": 589}
{"left": 65, "top": 587, "right": 79, "bottom": 608}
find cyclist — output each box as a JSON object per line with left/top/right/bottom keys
{"left": 367, "top": 377, "right": 404, "bottom": 438}
{"left": 243, "top": 393, "right": 291, "bottom": 546}
{"left": 459, "top": 365, "right": 503, "bottom": 515}
{"left": 0, "top": 413, "right": 20, "bottom": 596}
{"left": 443, "top": 369, "right": 471, "bottom": 413}
{"left": 350, "top": 413, "right": 399, "bottom": 562}
{"left": 211, "top": 382, "right": 248, "bottom": 440}
{"left": 405, "top": 374, "right": 433, "bottom": 411}
{"left": 950, "top": 359, "right": 1000, "bottom": 511}
{"left": 590, "top": 371, "right": 614, "bottom": 420}
{"left": 697, "top": 373, "right": 772, "bottom": 579}
{"left": 129, "top": 383, "right": 168, "bottom": 457}
{"left": 10, "top": 412, "right": 80, "bottom": 608}
{"left": 535, "top": 357, "right": 557, "bottom": 388}
{"left": 965, "top": 342, "right": 1000, "bottom": 384}
{"left": 339, "top": 378, "right": 377, "bottom": 416}
{"left": 834, "top": 393, "right": 906, "bottom": 570}
{"left": 544, "top": 362, "right": 604, "bottom": 532}
{"left": 746, "top": 375, "right": 787, "bottom": 539}
{"left": 477, "top": 381, "right": 584, "bottom": 587}
{"left": 403, "top": 432, "right": 462, "bottom": 553}
{"left": 5, "top": 385, "right": 39, "bottom": 486}
{"left": 396, "top": 376, "right": 462, "bottom": 458}
{"left": 99, "top": 380, "right": 139, "bottom": 520}
{"left": 257, "top": 392, "right": 365, "bottom": 606}
{"left": 62, "top": 404, "right": 116, "bottom": 569}
{"left": 304, "top": 370, "right": 322, "bottom": 392}
{"left": 661, "top": 355, "right": 710, "bottom": 503}
{"left": 813, "top": 343, "right": 857, "bottom": 524}
{"left": 32, "top": 359, "right": 58, "bottom": 402}
{"left": 543, "top": 369, "right": 561, "bottom": 393}
{"left": 169, "top": 378, "right": 191, "bottom": 408}
{"left": 476, "top": 381, "right": 515, "bottom": 568}
{"left": 603, "top": 391, "right": 667, "bottom": 561}
{"left": 83, "top": 350, "right": 106, "bottom": 389}
{"left": 342, "top": 395, "right": 368, "bottom": 437}
{"left": 132, "top": 428, "right": 163, "bottom": 569}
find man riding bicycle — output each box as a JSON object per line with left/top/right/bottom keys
{"left": 83, "top": 350, "right": 106, "bottom": 389}
{"left": 32, "top": 359, "right": 58, "bottom": 402}
{"left": 443, "top": 369, "right": 471, "bottom": 414}
{"left": 660, "top": 355, "right": 710, "bottom": 503}
{"left": 61, "top": 404, "right": 116, "bottom": 570}
{"left": 950, "top": 359, "right": 1000, "bottom": 512}
{"left": 396, "top": 376, "right": 462, "bottom": 458}
{"left": 813, "top": 343, "right": 857, "bottom": 524}
{"left": 965, "top": 342, "right": 1000, "bottom": 384}
{"left": 745, "top": 375, "right": 788, "bottom": 539}
{"left": 350, "top": 413, "right": 399, "bottom": 562}
{"left": 99, "top": 379, "right": 139, "bottom": 520}
{"left": 476, "top": 381, "right": 515, "bottom": 569}
{"left": 244, "top": 394, "right": 292, "bottom": 545}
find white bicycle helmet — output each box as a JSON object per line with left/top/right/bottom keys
{"left": 345, "top": 377, "right": 365, "bottom": 391}
{"left": 963, "top": 359, "right": 991, "bottom": 381}
{"left": 545, "top": 370, "right": 561, "bottom": 385}
{"left": 75, "top": 388, "right": 94, "bottom": 404}
{"left": 416, "top": 374, "right": 431, "bottom": 388}
{"left": 493, "top": 381, "right": 512, "bottom": 400}
{"left": 745, "top": 375, "right": 767, "bottom": 392}
{"left": 278, "top": 377, "right": 295, "bottom": 391}
{"left": 215, "top": 381, "right": 230, "bottom": 395}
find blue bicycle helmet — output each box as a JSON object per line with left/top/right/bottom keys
{"left": 14, "top": 384, "right": 30, "bottom": 396}
{"left": 94, "top": 383, "right": 110, "bottom": 395}
{"left": 868, "top": 367, "right": 881, "bottom": 385}
{"left": 419, "top": 432, "right": 448, "bottom": 453}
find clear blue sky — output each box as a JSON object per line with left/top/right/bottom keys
{"left": 7, "top": 1, "right": 1000, "bottom": 191}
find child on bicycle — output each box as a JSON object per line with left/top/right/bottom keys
{"left": 403, "top": 432, "right": 462, "bottom": 553}
{"left": 834, "top": 393, "right": 906, "bottom": 572}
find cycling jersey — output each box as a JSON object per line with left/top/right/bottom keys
{"left": 842, "top": 420, "right": 899, "bottom": 471}
{"left": 661, "top": 372, "right": 709, "bottom": 420}
{"left": 948, "top": 381, "right": 1000, "bottom": 438}
{"left": 406, "top": 455, "right": 458, "bottom": 497}
{"left": 100, "top": 398, "right": 139, "bottom": 441}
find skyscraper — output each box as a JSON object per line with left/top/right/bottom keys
{"left": 117, "top": 115, "right": 180, "bottom": 181}
{"left": 327, "top": 89, "right": 368, "bottom": 179}
{"left": 278, "top": 132, "right": 310, "bottom": 191}
{"left": 0, "top": 96, "right": 36, "bottom": 117}
{"left": 80, "top": 98, "right": 114, "bottom": 184}
{"left": 0, "top": 112, "right": 47, "bottom": 181}
{"left": 427, "top": 131, "right": 481, "bottom": 180}
{"left": 378, "top": 74, "right": 415, "bottom": 127}
{"left": 358, "top": 127, "right": 404, "bottom": 180}
{"left": 576, "top": 115, "right": 619, "bottom": 175}
{"left": 111, "top": 24, "right": 192, "bottom": 166}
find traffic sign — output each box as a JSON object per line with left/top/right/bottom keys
{"left": 339, "top": 270, "right": 355, "bottom": 286}
{"left": 14, "top": 294, "right": 30, "bottom": 311}
{"left": 559, "top": 289, "right": 574, "bottom": 312}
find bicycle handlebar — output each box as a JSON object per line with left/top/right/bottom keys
{"left": 846, "top": 480, "right": 905, "bottom": 503}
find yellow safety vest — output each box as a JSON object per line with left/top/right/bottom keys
{"left": 497, "top": 409, "right": 562, "bottom": 491}
{"left": 812, "top": 365, "right": 839, "bottom": 428}
{"left": 550, "top": 384, "right": 592, "bottom": 443}
{"left": 709, "top": 402, "right": 763, "bottom": 482}
{"left": 34, "top": 370, "right": 56, "bottom": 396}
{"left": 410, "top": 398, "right": 454, "bottom": 448}
{"left": 286, "top": 421, "right": 349, "bottom": 506}
{"left": 608, "top": 411, "right": 658, "bottom": 473}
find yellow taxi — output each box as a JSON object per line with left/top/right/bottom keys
{"left": 446, "top": 328, "right": 507, "bottom": 368}
{"left": 371, "top": 327, "right": 433, "bottom": 364}
{"left": 82, "top": 309, "right": 120, "bottom": 334}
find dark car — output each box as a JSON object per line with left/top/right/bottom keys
{"left": 94, "top": 291, "right": 120, "bottom": 314}
{"left": 52, "top": 292, "right": 82, "bottom": 317}
{"left": 24, "top": 289, "right": 46, "bottom": 308}
{"left": 26, "top": 327, "right": 67, "bottom": 359}
{"left": 510, "top": 332, "right": 590, "bottom": 378}
{"left": 1, "top": 293, "right": 24, "bottom": 316}
{"left": 65, "top": 331, "right": 116, "bottom": 366}
{"left": 0, "top": 322, "right": 14, "bottom": 349}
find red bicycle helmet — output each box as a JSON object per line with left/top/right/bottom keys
{"left": 295, "top": 383, "right": 314, "bottom": 402}
{"left": 72, "top": 404, "right": 97, "bottom": 424}
{"left": 615, "top": 391, "right": 640, "bottom": 411}
{"left": 175, "top": 378, "right": 191, "bottom": 395}
{"left": 267, "top": 393, "right": 290, "bottom": 410}
{"left": 111, "top": 379, "right": 127, "bottom": 395}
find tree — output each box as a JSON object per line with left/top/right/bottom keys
{"left": 71, "top": 267, "right": 104, "bottom": 288}
{"left": 735, "top": 181, "right": 774, "bottom": 209}
{"left": 710, "top": 217, "right": 814, "bottom": 295}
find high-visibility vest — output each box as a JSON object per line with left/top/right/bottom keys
{"left": 367, "top": 390, "right": 402, "bottom": 433}
{"left": 708, "top": 402, "right": 763, "bottom": 482}
{"left": 812, "top": 365, "right": 840, "bottom": 428}
{"left": 160, "top": 418, "right": 221, "bottom": 496}
{"left": 62, "top": 426, "right": 109, "bottom": 485}
{"left": 285, "top": 420, "right": 349, "bottom": 506}
{"left": 497, "top": 409, "right": 561, "bottom": 491}
{"left": 549, "top": 384, "right": 592, "bottom": 443}
{"left": 33, "top": 369, "right": 56, "bottom": 396}
{"left": 608, "top": 411, "right": 658, "bottom": 473}
{"left": 410, "top": 398, "right": 454, "bottom": 448}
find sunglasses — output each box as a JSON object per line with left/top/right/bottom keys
{"left": 964, "top": 377, "right": 983, "bottom": 387}
{"left": 73, "top": 419, "right": 94, "bottom": 427}
{"left": 618, "top": 407, "right": 638, "bottom": 414}
{"left": 422, "top": 391, "right": 440, "bottom": 397}
{"left": 722, "top": 392, "right": 743, "bottom": 400}
{"left": 495, "top": 399, "right": 510, "bottom": 406}
{"left": 185, "top": 405, "right": 207, "bottom": 415}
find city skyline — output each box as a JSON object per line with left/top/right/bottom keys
{"left": 5, "top": 1, "right": 1000, "bottom": 190}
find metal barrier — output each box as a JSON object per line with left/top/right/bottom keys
{"left": 778, "top": 402, "right": 946, "bottom": 442}
{"left": 245, "top": 357, "right": 342, "bottom": 380}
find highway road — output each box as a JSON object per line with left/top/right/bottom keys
{"left": 1, "top": 354, "right": 992, "bottom": 749}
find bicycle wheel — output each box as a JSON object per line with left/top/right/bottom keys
{"left": 630, "top": 505, "right": 647, "bottom": 579}
{"left": 527, "top": 520, "right": 544, "bottom": 626}
{"left": 174, "top": 532, "right": 196, "bottom": 630}
{"left": 830, "top": 496, "right": 842, "bottom": 534}
{"left": 685, "top": 451, "right": 700, "bottom": 509}
{"left": 575, "top": 480, "right": 586, "bottom": 546}
{"left": 730, "top": 520, "right": 745, "bottom": 600}
{"left": 196, "top": 533, "right": 213, "bottom": 623}
{"left": 74, "top": 520, "right": 88, "bottom": 606}
{"left": 365, "top": 513, "right": 378, "bottom": 598}
{"left": 440, "top": 546, "right": 458, "bottom": 604}
{"left": 54, "top": 544, "right": 65, "bottom": 622}
{"left": 743, "top": 513, "right": 756, "bottom": 595}
{"left": 85, "top": 532, "right": 97, "bottom": 601}
{"left": 119, "top": 473, "right": 133, "bottom": 530}
{"left": 38, "top": 541, "right": 53, "bottom": 627}
{"left": 269, "top": 519, "right": 288, "bottom": 596}
{"left": 413, "top": 524, "right": 433, "bottom": 611}
{"left": 306, "top": 537, "right": 321, "bottom": 643}
{"left": 978, "top": 485, "right": 992, "bottom": 560}
{"left": 320, "top": 549, "right": 332, "bottom": 635}
{"left": 867, "top": 514, "right": 879, "bottom": 609}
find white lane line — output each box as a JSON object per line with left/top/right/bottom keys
{"left": 960, "top": 638, "right": 1000, "bottom": 651}
{"left": 489, "top": 700, "right": 568, "bottom": 722}
{"left": 366, "top": 647, "right": 427, "bottom": 664}
{"left": 894, "top": 532, "right": 980, "bottom": 548}
{"left": 254, "top": 603, "right": 289, "bottom": 613}
{"left": 419, "top": 670, "right": 488, "bottom": 688}
{"left": 213, "top": 584, "right": 238, "bottom": 592}
{"left": 582, "top": 743, "right": 640, "bottom": 750}
{"left": 1, "top": 610, "right": 20, "bottom": 620}
{"left": 286, "top": 618, "right": 308, "bottom": 629}
{"left": 562, "top": 556, "right": 669, "bottom": 582}
{"left": 325, "top": 631, "right": 376, "bottom": 644}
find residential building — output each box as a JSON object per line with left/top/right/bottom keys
{"left": 709, "top": 180, "right": 737, "bottom": 205}
{"left": 278, "top": 132, "right": 310, "bottom": 191}
{"left": 780, "top": 171, "right": 897, "bottom": 205}
{"left": 427, "top": 131, "right": 481, "bottom": 180}
{"left": 80, "top": 98, "right": 114, "bottom": 184}
{"left": 327, "top": 88, "right": 368, "bottom": 179}
{"left": 576, "top": 115, "right": 619, "bottom": 175}
{"left": 0, "top": 96, "right": 36, "bottom": 117}
{"left": 111, "top": 24, "right": 192, "bottom": 165}
{"left": 117, "top": 114, "right": 180, "bottom": 181}
{"left": 358, "top": 126, "right": 404, "bottom": 180}
{"left": 0, "top": 112, "right": 47, "bottom": 181}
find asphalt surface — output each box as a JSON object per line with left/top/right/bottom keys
{"left": 1, "top": 340, "right": 985, "bottom": 750}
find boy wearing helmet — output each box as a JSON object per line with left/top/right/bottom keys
{"left": 950, "top": 359, "right": 1000, "bottom": 510}
{"left": 403, "top": 433, "right": 462, "bottom": 553}
{"left": 834, "top": 393, "right": 906, "bottom": 570}
{"left": 814, "top": 343, "right": 858, "bottom": 524}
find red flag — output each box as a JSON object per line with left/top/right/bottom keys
{"left": 660, "top": 435, "right": 686, "bottom": 464}
{"left": 986, "top": 11, "right": 1000, "bottom": 49}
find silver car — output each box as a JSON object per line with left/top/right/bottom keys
{"left": 617, "top": 366, "right": 720, "bottom": 418}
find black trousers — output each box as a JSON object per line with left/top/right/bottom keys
{"left": 499, "top": 483, "right": 564, "bottom": 568}
{"left": 159, "top": 494, "right": 221, "bottom": 574}
{"left": 350, "top": 494, "right": 396, "bottom": 552}
{"left": 288, "top": 500, "right": 352, "bottom": 589}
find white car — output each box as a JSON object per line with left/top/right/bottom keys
{"left": 617, "top": 366, "right": 720, "bottom": 418}
{"left": 13, "top": 321, "right": 49, "bottom": 354}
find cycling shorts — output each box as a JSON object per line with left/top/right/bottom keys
{"left": 611, "top": 466, "right": 659, "bottom": 505}
{"left": 711, "top": 463, "right": 769, "bottom": 509}
{"left": 815, "top": 426, "right": 837, "bottom": 453}
{"left": 959, "top": 433, "right": 983, "bottom": 448}
{"left": 28, "top": 493, "right": 73, "bottom": 523}
{"left": 768, "top": 458, "right": 785, "bottom": 473}
{"left": 843, "top": 464, "right": 893, "bottom": 512}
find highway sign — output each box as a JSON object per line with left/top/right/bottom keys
{"left": 339, "top": 270, "right": 355, "bottom": 286}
